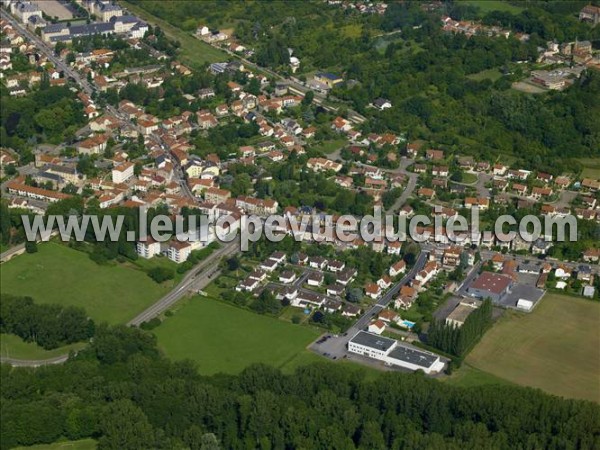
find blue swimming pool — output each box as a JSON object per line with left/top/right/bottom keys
{"left": 400, "top": 320, "right": 415, "bottom": 329}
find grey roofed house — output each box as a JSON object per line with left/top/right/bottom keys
{"left": 582, "top": 285, "right": 595, "bottom": 298}
{"left": 44, "top": 22, "right": 68, "bottom": 34}
{"left": 373, "top": 97, "right": 391, "bottom": 109}
{"left": 387, "top": 345, "right": 439, "bottom": 369}
{"left": 27, "top": 15, "right": 46, "bottom": 26}
{"left": 99, "top": 2, "right": 122, "bottom": 12}
{"left": 43, "top": 164, "right": 77, "bottom": 175}
{"left": 349, "top": 331, "right": 396, "bottom": 352}
{"left": 518, "top": 262, "right": 540, "bottom": 274}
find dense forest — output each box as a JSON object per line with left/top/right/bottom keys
{"left": 1, "top": 324, "right": 599, "bottom": 449}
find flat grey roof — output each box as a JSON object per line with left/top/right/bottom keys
{"left": 350, "top": 331, "right": 395, "bottom": 352}
{"left": 387, "top": 345, "right": 438, "bottom": 368}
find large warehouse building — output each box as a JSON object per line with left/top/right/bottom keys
{"left": 467, "top": 271, "right": 513, "bottom": 302}
{"left": 348, "top": 331, "right": 445, "bottom": 374}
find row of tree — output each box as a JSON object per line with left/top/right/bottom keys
{"left": 427, "top": 298, "right": 494, "bottom": 357}
{"left": 0, "top": 295, "right": 94, "bottom": 350}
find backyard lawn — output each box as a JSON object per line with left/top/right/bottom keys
{"left": 154, "top": 296, "right": 321, "bottom": 375}
{"left": 466, "top": 293, "right": 600, "bottom": 402}
{"left": 0, "top": 242, "right": 170, "bottom": 324}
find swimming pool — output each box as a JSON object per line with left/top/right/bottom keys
{"left": 400, "top": 320, "right": 415, "bottom": 329}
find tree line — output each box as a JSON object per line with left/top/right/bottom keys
{"left": 427, "top": 298, "right": 494, "bottom": 358}
{"left": 1, "top": 323, "right": 598, "bottom": 449}
{"left": 0, "top": 295, "right": 94, "bottom": 350}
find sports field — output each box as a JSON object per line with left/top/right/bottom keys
{"left": 0, "top": 242, "right": 170, "bottom": 324}
{"left": 466, "top": 293, "right": 600, "bottom": 402}
{"left": 154, "top": 296, "right": 320, "bottom": 375}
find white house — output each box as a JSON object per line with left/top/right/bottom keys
{"left": 389, "top": 260, "right": 406, "bottom": 277}
{"left": 136, "top": 238, "right": 161, "bottom": 259}
{"left": 112, "top": 162, "right": 134, "bottom": 184}
{"left": 368, "top": 320, "right": 386, "bottom": 335}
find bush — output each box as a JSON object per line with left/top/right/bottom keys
{"left": 25, "top": 241, "right": 38, "bottom": 254}
{"left": 147, "top": 267, "right": 175, "bottom": 283}
{"left": 140, "top": 318, "right": 161, "bottom": 330}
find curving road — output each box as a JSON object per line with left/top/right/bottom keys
{"left": 0, "top": 354, "right": 70, "bottom": 367}
{"left": 1, "top": 240, "right": 241, "bottom": 366}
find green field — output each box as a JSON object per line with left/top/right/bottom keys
{"left": 154, "top": 296, "right": 321, "bottom": 375}
{"left": 443, "top": 363, "right": 514, "bottom": 388}
{"left": 467, "top": 68, "right": 503, "bottom": 82}
{"left": 459, "top": 0, "right": 524, "bottom": 14}
{"left": 121, "top": 1, "right": 228, "bottom": 68}
{"left": 13, "top": 439, "right": 96, "bottom": 450}
{"left": 577, "top": 158, "right": 600, "bottom": 180}
{"left": 467, "top": 293, "right": 600, "bottom": 402}
{"left": 314, "top": 138, "right": 348, "bottom": 156}
{"left": 0, "top": 242, "right": 171, "bottom": 324}
{"left": 0, "top": 334, "right": 85, "bottom": 360}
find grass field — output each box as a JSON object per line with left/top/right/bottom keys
{"left": 154, "top": 296, "right": 321, "bottom": 375}
{"left": 577, "top": 158, "right": 600, "bottom": 180}
{"left": 0, "top": 242, "right": 171, "bottom": 324}
{"left": 315, "top": 138, "right": 348, "bottom": 156}
{"left": 467, "top": 293, "right": 600, "bottom": 402}
{"left": 14, "top": 439, "right": 96, "bottom": 450}
{"left": 459, "top": 0, "right": 524, "bottom": 14}
{"left": 467, "top": 68, "right": 503, "bottom": 82}
{"left": 0, "top": 334, "right": 85, "bottom": 360}
{"left": 120, "top": 1, "right": 228, "bottom": 68}
{"left": 443, "top": 363, "right": 514, "bottom": 388}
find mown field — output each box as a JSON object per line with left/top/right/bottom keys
{"left": 154, "top": 296, "right": 321, "bottom": 375}
{"left": 577, "top": 158, "right": 600, "bottom": 180}
{"left": 0, "top": 242, "right": 170, "bottom": 324}
{"left": 466, "top": 293, "right": 600, "bottom": 402}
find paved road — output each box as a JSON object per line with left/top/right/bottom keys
{"left": 312, "top": 251, "right": 428, "bottom": 360}
{"left": 1, "top": 240, "right": 241, "bottom": 366}
{"left": 0, "top": 243, "right": 26, "bottom": 263}
{"left": 0, "top": 354, "right": 70, "bottom": 367}
{"left": 1, "top": 10, "right": 94, "bottom": 96}
{"left": 128, "top": 240, "right": 240, "bottom": 326}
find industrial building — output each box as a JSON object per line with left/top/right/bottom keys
{"left": 467, "top": 271, "right": 513, "bottom": 302}
{"left": 348, "top": 331, "right": 445, "bottom": 374}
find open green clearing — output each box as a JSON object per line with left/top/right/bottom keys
{"left": 120, "top": 1, "right": 228, "bottom": 68}
{"left": 315, "top": 138, "right": 348, "bottom": 156}
{"left": 154, "top": 296, "right": 321, "bottom": 375}
{"left": 466, "top": 293, "right": 600, "bottom": 402}
{"left": 13, "top": 439, "right": 97, "bottom": 450}
{"left": 0, "top": 242, "right": 170, "bottom": 324}
{"left": 577, "top": 158, "right": 600, "bottom": 179}
{"left": 459, "top": 0, "right": 524, "bottom": 14}
{"left": 467, "top": 68, "right": 503, "bottom": 82}
{"left": 443, "top": 363, "right": 514, "bottom": 388}
{"left": 0, "top": 334, "right": 85, "bottom": 360}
